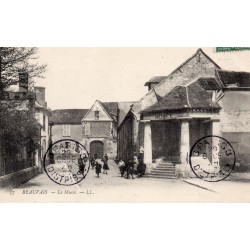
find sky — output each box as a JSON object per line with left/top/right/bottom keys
{"left": 35, "top": 48, "right": 250, "bottom": 110}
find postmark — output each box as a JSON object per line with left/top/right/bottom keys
{"left": 43, "top": 139, "right": 90, "bottom": 186}
{"left": 189, "top": 136, "right": 236, "bottom": 182}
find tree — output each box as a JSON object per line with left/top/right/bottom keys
{"left": 0, "top": 47, "right": 46, "bottom": 92}
{"left": 0, "top": 48, "right": 46, "bottom": 173}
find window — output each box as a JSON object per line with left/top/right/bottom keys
{"left": 95, "top": 110, "right": 100, "bottom": 120}
{"left": 43, "top": 114, "right": 46, "bottom": 131}
{"left": 63, "top": 124, "right": 71, "bottom": 136}
{"left": 84, "top": 122, "right": 90, "bottom": 136}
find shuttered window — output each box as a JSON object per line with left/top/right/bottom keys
{"left": 63, "top": 124, "right": 71, "bottom": 136}
{"left": 84, "top": 122, "right": 90, "bottom": 136}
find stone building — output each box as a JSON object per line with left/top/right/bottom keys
{"left": 50, "top": 101, "right": 133, "bottom": 159}
{"left": 117, "top": 49, "right": 250, "bottom": 177}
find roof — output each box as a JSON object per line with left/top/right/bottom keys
{"left": 144, "top": 76, "right": 167, "bottom": 86}
{"left": 170, "top": 48, "right": 221, "bottom": 75}
{"left": 101, "top": 102, "right": 118, "bottom": 122}
{"left": 117, "top": 102, "right": 136, "bottom": 126}
{"left": 50, "top": 109, "right": 89, "bottom": 124}
{"left": 197, "top": 77, "right": 223, "bottom": 90}
{"left": 216, "top": 69, "right": 250, "bottom": 88}
{"left": 141, "top": 81, "right": 221, "bottom": 114}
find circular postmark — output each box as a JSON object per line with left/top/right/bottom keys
{"left": 189, "top": 136, "right": 236, "bottom": 182}
{"left": 43, "top": 139, "right": 90, "bottom": 186}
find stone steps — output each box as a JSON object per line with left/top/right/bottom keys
{"left": 145, "top": 161, "right": 177, "bottom": 179}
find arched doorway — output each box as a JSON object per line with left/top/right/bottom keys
{"left": 90, "top": 141, "right": 104, "bottom": 159}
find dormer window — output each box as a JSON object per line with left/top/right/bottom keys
{"left": 95, "top": 110, "right": 100, "bottom": 120}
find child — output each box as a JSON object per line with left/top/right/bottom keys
{"left": 95, "top": 162, "right": 102, "bottom": 178}
{"left": 90, "top": 157, "right": 96, "bottom": 170}
{"left": 102, "top": 157, "right": 109, "bottom": 175}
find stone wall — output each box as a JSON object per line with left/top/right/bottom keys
{"left": 51, "top": 124, "right": 84, "bottom": 144}
{"left": 219, "top": 91, "right": 250, "bottom": 170}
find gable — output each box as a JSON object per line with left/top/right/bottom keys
{"left": 82, "top": 100, "right": 113, "bottom": 122}
{"left": 138, "top": 49, "right": 221, "bottom": 110}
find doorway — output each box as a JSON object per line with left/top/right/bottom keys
{"left": 90, "top": 141, "right": 104, "bottom": 159}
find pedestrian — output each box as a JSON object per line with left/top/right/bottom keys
{"left": 78, "top": 154, "right": 86, "bottom": 175}
{"left": 124, "top": 160, "right": 135, "bottom": 179}
{"left": 139, "top": 145, "right": 144, "bottom": 161}
{"left": 104, "top": 153, "right": 108, "bottom": 162}
{"left": 132, "top": 155, "right": 139, "bottom": 174}
{"left": 117, "top": 158, "right": 125, "bottom": 177}
{"left": 95, "top": 162, "right": 102, "bottom": 178}
{"left": 137, "top": 158, "right": 146, "bottom": 177}
{"left": 102, "top": 156, "right": 109, "bottom": 175}
{"left": 90, "top": 157, "right": 96, "bottom": 169}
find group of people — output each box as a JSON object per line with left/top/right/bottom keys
{"left": 117, "top": 155, "right": 146, "bottom": 179}
{"left": 77, "top": 146, "right": 146, "bottom": 179}
{"left": 90, "top": 154, "right": 109, "bottom": 178}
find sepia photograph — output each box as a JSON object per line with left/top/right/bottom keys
{"left": 0, "top": 47, "right": 250, "bottom": 202}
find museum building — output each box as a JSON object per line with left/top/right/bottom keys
{"left": 117, "top": 49, "right": 250, "bottom": 177}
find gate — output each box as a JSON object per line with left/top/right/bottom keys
{"left": 90, "top": 141, "right": 104, "bottom": 159}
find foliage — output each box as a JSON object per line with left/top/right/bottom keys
{"left": 0, "top": 102, "right": 40, "bottom": 156}
{"left": 0, "top": 47, "right": 46, "bottom": 91}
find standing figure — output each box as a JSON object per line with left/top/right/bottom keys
{"left": 139, "top": 146, "right": 144, "bottom": 161}
{"left": 104, "top": 153, "right": 109, "bottom": 162}
{"left": 118, "top": 158, "right": 126, "bottom": 177}
{"left": 125, "top": 160, "right": 135, "bottom": 179}
{"left": 90, "top": 157, "right": 96, "bottom": 170}
{"left": 102, "top": 156, "right": 109, "bottom": 175}
{"left": 137, "top": 159, "right": 146, "bottom": 177}
{"left": 95, "top": 162, "right": 102, "bottom": 178}
{"left": 132, "top": 156, "right": 139, "bottom": 174}
{"left": 78, "top": 154, "right": 86, "bottom": 175}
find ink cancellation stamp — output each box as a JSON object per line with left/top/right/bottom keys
{"left": 189, "top": 136, "right": 236, "bottom": 182}
{"left": 43, "top": 139, "right": 90, "bottom": 186}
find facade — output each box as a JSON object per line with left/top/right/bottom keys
{"left": 34, "top": 87, "right": 51, "bottom": 166}
{"left": 50, "top": 101, "right": 134, "bottom": 160}
{"left": 117, "top": 49, "right": 250, "bottom": 176}
{"left": 50, "top": 109, "right": 89, "bottom": 145}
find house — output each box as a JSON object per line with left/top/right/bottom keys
{"left": 34, "top": 86, "right": 51, "bottom": 166}
{"left": 50, "top": 109, "right": 89, "bottom": 146}
{"left": 117, "top": 48, "right": 250, "bottom": 176}
{"left": 50, "top": 101, "right": 134, "bottom": 160}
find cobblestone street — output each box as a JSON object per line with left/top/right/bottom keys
{"left": 1, "top": 160, "right": 250, "bottom": 202}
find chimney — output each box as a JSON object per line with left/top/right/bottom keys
{"left": 35, "top": 86, "right": 46, "bottom": 107}
{"left": 19, "top": 72, "right": 29, "bottom": 92}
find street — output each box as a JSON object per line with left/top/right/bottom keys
{"left": 1, "top": 160, "right": 250, "bottom": 202}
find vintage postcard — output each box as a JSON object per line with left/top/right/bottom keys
{"left": 1, "top": 47, "right": 250, "bottom": 202}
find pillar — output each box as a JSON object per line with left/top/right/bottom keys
{"left": 212, "top": 120, "right": 221, "bottom": 171}
{"left": 143, "top": 121, "right": 152, "bottom": 165}
{"left": 180, "top": 120, "right": 190, "bottom": 165}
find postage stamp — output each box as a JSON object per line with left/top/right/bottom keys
{"left": 216, "top": 47, "right": 250, "bottom": 52}
{"left": 43, "top": 139, "right": 90, "bottom": 186}
{"left": 189, "top": 136, "right": 236, "bottom": 182}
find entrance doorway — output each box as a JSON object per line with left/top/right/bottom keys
{"left": 151, "top": 121, "right": 181, "bottom": 162}
{"left": 90, "top": 141, "right": 104, "bottom": 159}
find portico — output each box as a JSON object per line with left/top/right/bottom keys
{"left": 140, "top": 82, "right": 221, "bottom": 176}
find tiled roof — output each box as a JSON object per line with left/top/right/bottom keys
{"left": 117, "top": 102, "right": 136, "bottom": 126}
{"left": 216, "top": 69, "right": 250, "bottom": 88}
{"left": 50, "top": 109, "right": 89, "bottom": 124}
{"left": 144, "top": 76, "right": 167, "bottom": 86}
{"left": 141, "top": 81, "right": 221, "bottom": 114}
{"left": 101, "top": 102, "right": 118, "bottom": 122}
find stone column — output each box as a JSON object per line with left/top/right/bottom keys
{"left": 180, "top": 120, "right": 190, "bottom": 165}
{"left": 212, "top": 119, "right": 221, "bottom": 171}
{"left": 143, "top": 121, "right": 152, "bottom": 166}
